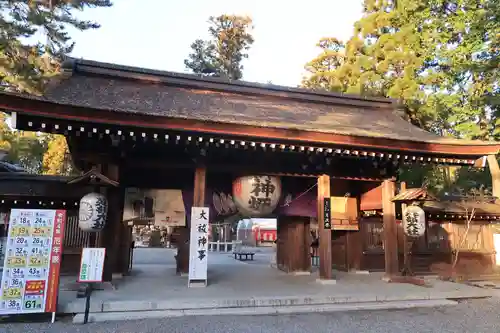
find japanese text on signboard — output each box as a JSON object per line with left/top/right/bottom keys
{"left": 188, "top": 207, "right": 210, "bottom": 283}
{"left": 196, "top": 209, "right": 208, "bottom": 262}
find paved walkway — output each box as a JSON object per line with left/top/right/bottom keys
{"left": 5, "top": 298, "right": 500, "bottom": 333}
{"left": 58, "top": 248, "right": 493, "bottom": 317}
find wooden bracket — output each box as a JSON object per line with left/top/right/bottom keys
{"left": 67, "top": 167, "right": 119, "bottom": 187}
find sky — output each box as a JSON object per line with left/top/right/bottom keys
{"left": 69, "top": 0, "right": 363, "bottom": 87}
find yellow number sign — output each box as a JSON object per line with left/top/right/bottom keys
{"left": 2, "top": 287, "right": 21, "bottom": 299}
{"left": 10, "top": 226, "right": 30, "bottom": 237}
{"left": 6, "top": 256, "right": 26, "bottom": 268}
{"left": 30, "top": 226, "right": 52, "bottom": 237}
{"left": 28, "top": 256, "right": 47, "bottom": 267}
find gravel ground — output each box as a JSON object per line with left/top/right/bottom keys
{"left": 2, "top": 298, "right": 500, "bottom": 333}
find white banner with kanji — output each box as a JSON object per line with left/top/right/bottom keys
{"left": 188, "top": 207, "right": 209, "bottom": 283}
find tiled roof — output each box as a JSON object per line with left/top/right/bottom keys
{"left": 424, "top": 200, "right": 500, "bottom": 216}
{"left": 36, "top": 58, "right": 497, "bottom": 148}
{"left": 392, "top": 188, "right": 438, "bottom": 202}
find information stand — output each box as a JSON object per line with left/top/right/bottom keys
{"left": 0, "top": 209, "right": 66, "bottom": 323}
{"left": 77, "top": 247, "right": 105, "bottom": 324}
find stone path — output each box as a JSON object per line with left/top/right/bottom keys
{"left": 54, "top": 248, "right": 494, "bottom": 323}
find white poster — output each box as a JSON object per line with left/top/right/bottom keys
{"left": 0, "top": 209, "right": 66, "bottom": 315}
{"left": 188, "top": 207, "right": 209, "bottom": 285}
{"left": 78, "top": 248, "right": 106, "bottom": 283}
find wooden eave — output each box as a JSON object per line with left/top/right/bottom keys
{"left": 373, "top": 206, "right": 500, "bottom": 221}
{"left": 1, "top": 58, "right": 499, "bottom": 163}
{"left": 392, "top": 188, "right": 438, "bottom": 202}
{"left": 4, "top": 94, "right": 498, "bottom": 162}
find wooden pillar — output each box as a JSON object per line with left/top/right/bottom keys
{"left": 117, "top": 224, "right": 132, "bottom": 275}
{"left": 347, "top": 230, "right": 363, "bottom": 271}
{"left": 177, "top": 166, "right": 206, "bottom": 274}
{"left": 193, "top": 167, "right": 206, "bottom": 207}
{"left": 400, "top": 181, "right": 411, "bottom": 275}
{"left": 382, "top": 179, "right": 398, "bottom": 278}
{"left": 111, "top": 188, "right": 126, "bottom": 276}
{"left": 487, "top": 155, "right": 500, "bottom": 202}
{"left": 342, "top": 194, "right": 363, "bottom": 271}
{"left": 318, "top": 175, "right": 332, "bottom": 280}
{"left": 276, "top": 216, "right": 311, "bottom": 273}
{"left": 99, "top": 164, "right": 121, "bottom": 282}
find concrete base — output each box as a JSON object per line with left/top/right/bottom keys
{"left": 112, "top": 273, "right": 125, "bottom": 280}
{"left": 382, "top": 276, "right": 392, "bottom": 282}
{"left": 63, "top": 281, "right": 117, "bottom": 291}
{"left": 95, "top": 281, "right": 117, "bottom": 291}
{"left": 350, "top": 270, "right": 370, "bottom": 275}
{"left": 291, "top": 271, "right": 311, "bottom": 276}
{"left": 188, "top": 280, "right": 208, "bottom": 288}
{"left": 316, "top": 278, "right": 337, "bottom": 285}
{"left": 72, "top": 299, "right": 458, "bottom": 323}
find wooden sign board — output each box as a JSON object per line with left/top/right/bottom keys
{"left": 323, "top": 198, "right": 331, "bottom": 230}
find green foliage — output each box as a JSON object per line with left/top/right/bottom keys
{"left": 303, "top": 0, "right": 499, "bottom": 138}
{"left": 184, "top": 14, "right": 254, "bottom": 80}
{"left": 0, "top": 1, "right": 110, "bottom": 173}
{"left": 0, "top": 112, "right": 47, "bottom": 173}
{"left": 303, "top": 0, "right": 499, "bottom": 193}
{"left": 398, "top": 163, "right": 493, "bottom": 196}
{"left": 0, "top": 0, "right": 112, "bottom": 94}
{"left": 42, "top": 133, "right": 74, "bottom": 175}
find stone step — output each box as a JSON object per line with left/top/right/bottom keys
{"left": 72, "top": 299, "right": 458, "bottom": 324}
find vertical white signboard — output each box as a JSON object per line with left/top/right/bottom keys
{"left": 188, "top": 207, "right": 209, "bottom": 287}
{"left": 78, "top": 248, "right": 106, "bottom": 283}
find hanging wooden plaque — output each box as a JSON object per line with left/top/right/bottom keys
{"left": 323, "top": 198, "right": 331, "bottom": 230}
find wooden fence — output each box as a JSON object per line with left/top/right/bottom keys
{"left": 63, "top": 213, "right": 100, "bottom": 250}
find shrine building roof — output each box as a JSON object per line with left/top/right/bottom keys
{"left": 0, "top": 58, "right": 499, "bottom": 159}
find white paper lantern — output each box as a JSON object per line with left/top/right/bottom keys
{"left": 79, "top": 192, "right": 108, "bottom": 232}
{"left": 402, "top": 205, "right": 426, "bottom": 237}
{"left": 232, "top": 176, "right": 281, "bottom": 217}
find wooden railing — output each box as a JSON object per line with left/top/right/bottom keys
{"left": 63, "top": 213, "right": 100, "bottom": 250}
{"left": 208, "top": 240, "right": 242, "bottom": 252}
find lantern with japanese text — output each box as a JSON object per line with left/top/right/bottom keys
{"left": 402, "top": 205, "right": 426, "bottom": 237}
{"left": 232, "top": 176, "right": 281, "bottom": 217}
{"left": 78, "top": 192, "right": 108, "bottom": 232}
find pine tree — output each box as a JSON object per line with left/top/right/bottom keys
{"left": 302, "top": 0, "right": 499, "bottom": 139}
{"left": 0, "top": 1, "right": 111, "bottom": 174}
{"left": 184, "top": 14, "right": 254, "bottom": 80}
{"left": 303, "top": 0, "right": 499, "bottom": 194}
{"left": 0, "top": 0, "right": 112, "bottom": 95}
